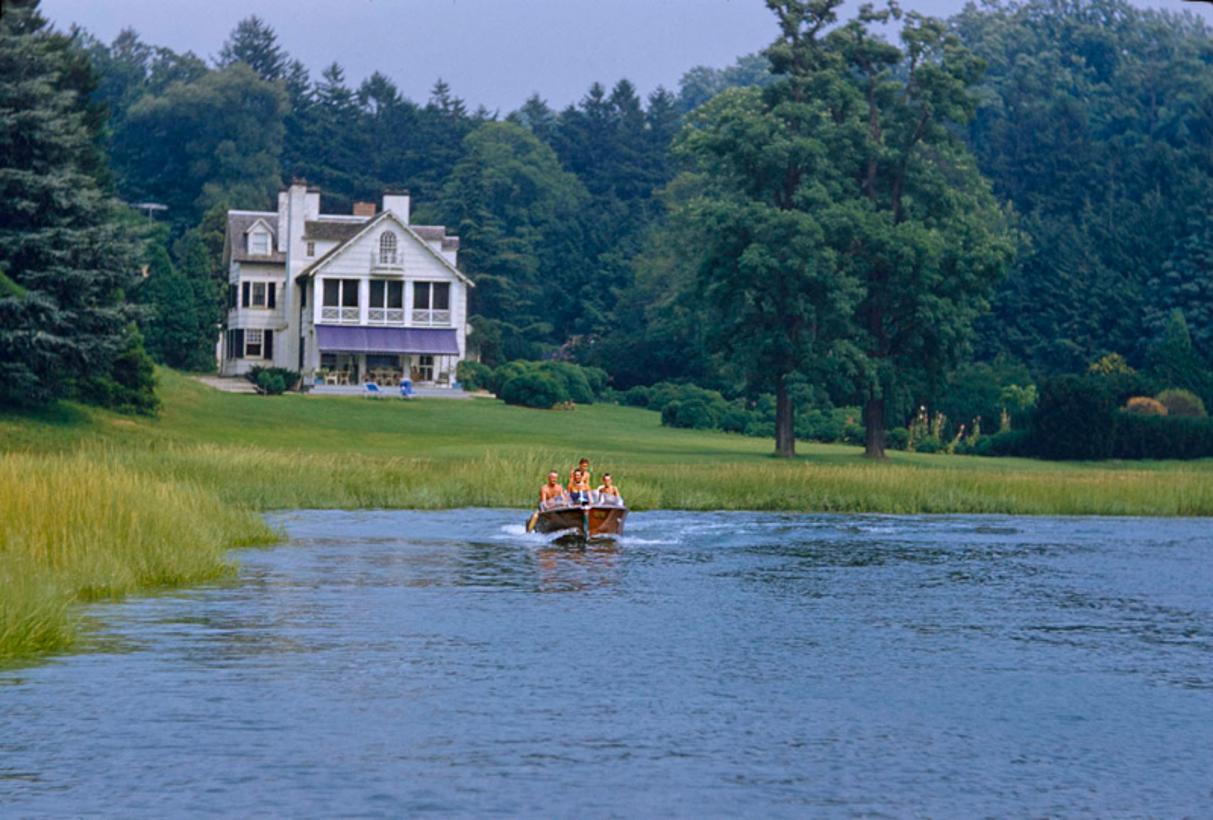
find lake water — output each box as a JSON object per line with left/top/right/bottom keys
{"left": 2, "top": 510, "right": 1211, "bottom": 817}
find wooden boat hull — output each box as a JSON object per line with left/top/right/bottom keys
{"left": 530, "top": 505, "right": 627, "bottom": 539}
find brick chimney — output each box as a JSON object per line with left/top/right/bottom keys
{"left": 353, "top": 201, "right": 377, "bottom": 217}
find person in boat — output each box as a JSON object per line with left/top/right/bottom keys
{"left": 527, "top": 471, "right": 567, "bottom": 532}
{"left": 568, "top": 467, "right": 592, "bottom": 506}
{"left": 570, "top": 458, "right": 591, "bottom": 488}
{"left": 539, "top": 471, "right": 566, "bottom": 509}
{"left": 596, "top": 473, "right": 621, "bottom": 505}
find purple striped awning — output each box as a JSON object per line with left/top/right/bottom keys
{"left": 315, "top": 324, "right": 459, "bottom": 355}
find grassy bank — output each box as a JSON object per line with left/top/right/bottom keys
{"left": 0, "top": 450, "right": 274, "bottom": 661}
{"left": 2, "top": 368, "right": 1212, "bottom": 660}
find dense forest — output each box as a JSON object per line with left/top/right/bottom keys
{"left": 3, "top": 0, "right": 1212, "bottom": 457}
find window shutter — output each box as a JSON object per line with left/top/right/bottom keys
{"left": 242, "top": 282, "right": 250, "bottom": 307}
{"left": 264, "top": 329, "right": 274, "bottom": 360}
{"left": 235, "top": 329, "right": 245, "bottom": 357}
{"left": 268, "top": 283, "right": 277, "bottom": 309}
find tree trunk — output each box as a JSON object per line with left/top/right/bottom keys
{"left": 863, "top": 396, "right": 886, "bottom": 459}
{"left": 775, "top": 373, "right": 796, "bottom": 458}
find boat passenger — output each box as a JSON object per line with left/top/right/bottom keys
{"left": 539, "top": 471, "right": 566, "bottom": 509}
{"left": 568, "top": 467, "right": 592, "bottom": 506}
{"left": 570, "top": 458, "right": 591, "bottom": 488}
{"left": 596, "top": 473, "right": 621, "bottom": 505}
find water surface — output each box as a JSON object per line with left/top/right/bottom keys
{"left": 2, "top": 511, "right": 1211, "bottom": 816}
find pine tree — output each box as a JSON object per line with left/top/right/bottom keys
{"left": 218, "top": 16, "right": 287, "bottom": 82}
{"left": 0, "top": 0, "right": 151, "bottom": 410}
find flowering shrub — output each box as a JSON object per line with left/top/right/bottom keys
{"left": 1124, "top": 396, "right": 1167, "bottom": 415}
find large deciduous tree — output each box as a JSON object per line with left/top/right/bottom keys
{"left": 679, "top": 0, "right": 1011, "bottom": 457}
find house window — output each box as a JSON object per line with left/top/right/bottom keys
{"left": 306, "top": 241, "right": 315, "bottom": 257}
{"left": 321, "top": 278, "right": 360, "bottom": 322}
{"left": 415, "top": 354, "right": 434, "bottom": 382}
{"left": 379, "top": 231, "right": 398, "bottom": 264}
{"left": 369, "top": 280, "right": 404, "bottom": 323}
{"left": 245, "top": 329, "right": 263, "bottom": 358}
{"left": 412, "top": 281, "right": 451, "bottom": 325}
{"left": 249, "top": 231, "right": 270, "bottom": 255}
{"left": 241, "top": 281, "right": 276, "bottom": 309}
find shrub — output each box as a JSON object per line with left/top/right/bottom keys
{"left": 1124, "top": 396, "right": 1167, "bottom": 415}
{"left": 796, "top": 407, "right": 859, "bottom": 443}
{"left": 915, "top": 437, "right": 942, "bottom": 454}
{"left": 256, "top": 370, "right": 286, "bottom": 396}
{"left": 538, "top": 361, "right": 594, "bottom": 404}
{"left": 581, "top": 366, "right": 609, "bottom": 397}
{"left": 885, "top": 427, "right": 910, "bottom": 451}
{"left": 1113, "top": 412, "right": 1213, "bottom": 459}
{"left": 455, "top": 360, "right": 494, "bottom": 391}
{"left": 499, "top": 371, "right": 565, "bottom": 409}
{"left": 719, "top": 405, "right": 755, "bottom": 434}
{"left": 1033, "top": 375, "right": 1116, "bottom": 460}
{"left": 247, "top": 366, "right": 299, "bottom": 395}
{"left": 841, "top": 421, "right": 866, "bottom": 446}
{"left": 972, "top": 429, "right": 1035, "bottom": 457}
{"left": 1155, "top": 388, "right": 1207, "bottom": 418}
{"left": 490, "top": 361, "right": 533, "bottom": 394}
{"left": 620, "top": 386, "right": 651, "bottom": 407}
{"left": 662, "top": 397, "right": 720, "bottom": 429}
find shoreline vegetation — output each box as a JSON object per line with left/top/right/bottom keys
{"left": 3, "top": 369, "right": 1213, "bottom": 661}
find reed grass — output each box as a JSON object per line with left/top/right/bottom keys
{"left": 2, "top": 367, "right": 1211, "bottom": 661}
{"left": 0, "top": 452, "right": 275, "bottom": 661}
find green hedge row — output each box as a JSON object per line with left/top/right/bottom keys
{"left": 1022, "top": 375, "right": 1213, "bottom": 460}
{"left": 457, "top": 359, "right": 609, "bottom": 409}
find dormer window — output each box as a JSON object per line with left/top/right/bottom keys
{"left": 378, "top": 231, "right": 398, "bottom": 265}
{"left": 249, "top": 230, "right": 270, "bottom": 255}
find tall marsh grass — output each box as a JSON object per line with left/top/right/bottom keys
{"left": 0, "top": 452, "right": 275, "bottom": 661}
{"left": 100, "top": 442, "right": 1213, "bottom": 516}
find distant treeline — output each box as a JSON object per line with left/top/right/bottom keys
{"left": 3, "top": 0, "right": 1213, "bottom": 440}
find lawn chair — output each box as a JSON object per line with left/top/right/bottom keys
{"left": 363, "top": 382, "right": 383, "bottom": 398}
{"left": 399, "top": 378, "right": 414, "bottom": 399}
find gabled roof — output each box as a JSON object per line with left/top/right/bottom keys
{"left": 297, "top": 210, "right": 473, "bottom": 286}
{"left": 227, "top": 211, "right": 285, "bottom": 264}
{"left": 245, "top": 217, "right": 275, "bottom": 235}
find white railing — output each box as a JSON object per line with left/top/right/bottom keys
{"left": 320, "top": 306, "right": 360, "bottom": 323}
{"left": 368, "top": 308, "right": 405, "bottom": 324}
{"left": 411, "top": 309, "right": 451, "bottom": 326}
{"left": 371, "top": 251, "right": 404, "bottom": 269}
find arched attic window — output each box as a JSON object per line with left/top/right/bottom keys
{"left": 379, "top": 231, "right": 398, "bottom": 264}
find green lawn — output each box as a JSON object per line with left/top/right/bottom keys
{"left": 3, "top": 368, "right": 1212, "bottom": 661}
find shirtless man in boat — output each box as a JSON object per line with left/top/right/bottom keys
{"left": 527, "top": 471, "right": 566, "bottom": 532}
{"left": 539, "top": 471, "right": 565, "bottom": 509}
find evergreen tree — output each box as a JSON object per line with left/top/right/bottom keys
{"left": 436, "top": 121, "right": 589, "bottom": 355}
{"left": 0, "top": 0, "right": 151, "bottom": 410}
{"left": 136, "top": 230, "right": 216, "bottom": 371}
{"left": 1147, "top": 310, "right": 1213, "bottom": 405}
{"left": 1146, "top": 226, "right": 1213, "bottom": 360}
{"left": 217, "top": 16, "right": 287, "bottom": 82}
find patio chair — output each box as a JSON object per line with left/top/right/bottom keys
{"left": 399, "top": 378, "right": 415, "bottom": 399}
{"left": 363, "top": 382, "right": 383, "bottom": 398}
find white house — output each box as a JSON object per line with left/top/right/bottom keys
{"left": 218, "top": 182, "right": 472, "bottom": 387}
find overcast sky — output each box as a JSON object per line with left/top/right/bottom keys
{"left": 41, "top": 0, "right": 1212, "bottom": 113}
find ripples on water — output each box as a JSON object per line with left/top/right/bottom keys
{"left": 2, "top": 511, "right": 1211, "bottom": 816}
